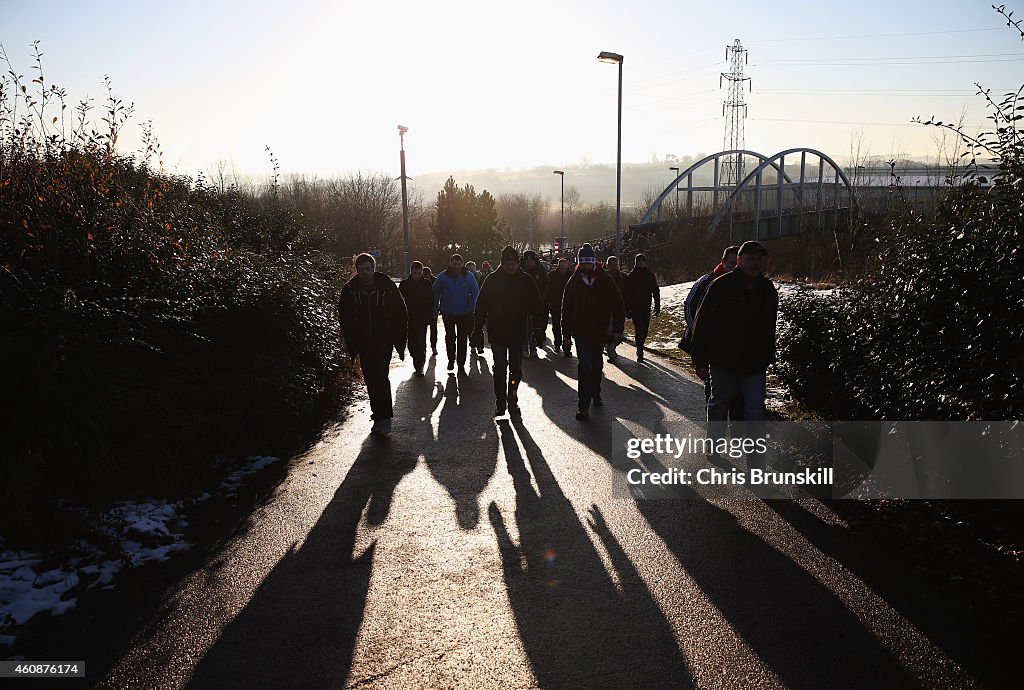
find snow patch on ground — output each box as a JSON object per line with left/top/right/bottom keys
{"left": 0, "top": 455, "right": 280, "bottom": 647}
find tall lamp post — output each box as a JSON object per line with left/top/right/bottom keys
{"left": 553, "top": 169, "right": 565, "bottom": 244}
{"left": 669, "top": 166, "right": 680, "bottom": 218}
{"left": 398, "top": 125, "right": 411, "bottom": 278}
{"left": 598, "top": 51, "right": 623, "bottom": 258}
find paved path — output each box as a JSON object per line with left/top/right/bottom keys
{"left": 100, "top": 327, "right": 982, "bottom": 689}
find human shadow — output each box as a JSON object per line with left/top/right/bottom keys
{"left": 186, "top": 376, "right": 429, "bottom": 688}
{"left": 523, "top": 358, "right": 920, "bottom": 688}
{"left": 489, "top": 418, "right": 693, "bottom": 688}
{"left": 421, "top": 358, "right": 499, "bottom": 530}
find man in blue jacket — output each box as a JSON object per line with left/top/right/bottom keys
{"left": 433, "top": 254, "right": 480, "bottom": 373}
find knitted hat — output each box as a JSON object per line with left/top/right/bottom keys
{"left": 522, "top": 250, "right": 538, "bottom": 262}
{"left": 501, "top": 245, "right": 519, "bottom": 263}
{"left": 578, "top": 243, "right": 597, "bottom": 264}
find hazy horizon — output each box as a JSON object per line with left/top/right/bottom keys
{"left": 4, "top": 0, "right": 1020, "bottom": 186}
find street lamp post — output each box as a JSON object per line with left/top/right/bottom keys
{"left": 598, "top": 51, "right": 623, "bottom": 258}
{"left": 669, "top": 166, "right": 680, "bottom": 218}
{"left": 398, "top": 125, "right": 411, "bottom": 278}
{"left": 553, "top": 169, "right": 565, "bottom": 244}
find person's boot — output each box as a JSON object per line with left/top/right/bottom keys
{"left": 508, "top": 386, "right": 520, "bottom": 415}
{"left": 575, "top": 405, "right": 589, "bottom": 420}
{"left": 380, "top": 418, "right": 392, "bottom": 435}
{"left": 592, "top": 395, "right": 603, "bottom": 407}
{"left": 494, "top": 400, "right": 506, "bottom": 417}
{"left": 637, "top": 349, "right": 644, "bottom": 363}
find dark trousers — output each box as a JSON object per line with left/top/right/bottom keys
{"left": 491, "top": 341, "right": 524, "bottom": 405}
{"left": 573, "top": 337, "right": 604, "bottom": 408}
{"left": 633, "top": 310, "right": 651, "bottom": 353}
{"left": 358, "top": 347, "right": 393, "bottom": 420}
{"left": 429, "top": 315, "right": 438, "bottom": 349}
{"left": 704, "top": 378, "right": 745, "bottom": 421}
{"left": 408, "top": 321, "right": 428, "bottom": 369}
{"left": 442, "top": 312, "right": 473, "bottom": 366}
{"left": 548, "top": 305, "right": 562, "bottom": 346}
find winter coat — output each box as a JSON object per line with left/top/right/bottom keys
{"left": 561, "top": 266, "right": 626, "bottom": 344}
{"left": 523, "top": 264, "right": 549, "bottom": 306}
{"left": 546, "top": 267, "right": 573, "bottom": 310}
{"left": 399, "top": 275, "right": 435, "bottom": 325}
{"left": 683, "top": 272, "right": 714, "bottom": 338}
{"left": 338, "top": 272, "right": 409, "bottom": 358}
{"left": 689, "top": 268, "right": 779, "bottom": 373}
{"left": 433, "top": 267, "right": 480, "bottom": 316}
{"left": 473, "top": 267, "right": 545, "bottom": 346}
{"left": 622, "top": 267, "right": 660, "bottom": 316}
{"left": 606, "top": 268, "right": 626, "bottom": 297}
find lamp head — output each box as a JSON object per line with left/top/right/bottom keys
{"left": 553, "top": 170, "right": 564, "bottom": 176}
{"left": 397, "top": 125, "right": 409, "bottom": 135}
{"left": 597, "top": 51, "right": 623, "bottom": 64}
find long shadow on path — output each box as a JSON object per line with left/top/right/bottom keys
{"left": 525, "top": 357, "right": 920, "bottom": 688}
{"left": 489, "top": 417, "right": 693, "bottom": 688}
{"left": 185, "top": 375, "right": 431, "bottom": 688}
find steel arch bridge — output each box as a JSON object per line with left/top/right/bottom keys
{"left": 635, "top": 147, "right": 855, "bottom": 241}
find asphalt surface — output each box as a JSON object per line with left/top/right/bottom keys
{"left": 98, "top": 326, "right": 983, "bottom": 689}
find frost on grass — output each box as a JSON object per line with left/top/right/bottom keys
{"left": 0, "top": 455, "right": 279, "bottom": 646}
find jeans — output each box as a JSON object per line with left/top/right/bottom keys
{"left": 548, "top": 305, "right": 562, "bottom": 346}
{"left": 358, "top": 347, "right": 394, "bottom": 420}
{"left": 574, "top": 337, "right": 605, "bottom": 408}
{"left": 708, "top": 366, "right": 766, "bottom": 469}
{"left": 408, "top": 321, "right": 428, "bottom": 370}
{"left": 442, "top": 312, "right": 473, "bottom": 367}
{"left": 491, "top": 341, "right": 524, "bottom": 406}
{"left": 632, "top": 310, "right": 651, "bottom": 354}
{"left": 429, "top": 314, "right": 438, "bottom": 349}
{"left": 522, "top": 315, "right": 536, "bottom": 354}
{"left": 605, "top": 316, "right": 617, "bottom": 358}
{"left": 704, "top": 378, "right": 745, "bottom": 421}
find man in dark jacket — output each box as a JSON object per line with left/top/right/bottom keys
{"left": 473, "top": 246, "right": 544, "bottom": 416}
{"left": 604, "top": 255, "right": 626, "bottom": 362}
{"left": 432, "top": 254, "right": 480, "bottom": 373}
{"left": 521, "top": 250, "right": 549, "bottom": 358}
{"left": 561, "top": 243, "right": 626, "bottom": 420}
{"left": 546, "top": 258, "right": 573, "bottom": 357}
{"left": 681, "top": 245, "right": 743, "bottom": 418}
{"left": 622, "top": 253, "right": 660, "bottom": 364}
{"left": 399, "top": 260, "right": 434, "bottom": 377}
{"left": 338, "top": 253, "right": 409, "bottom": 436}
{"left": 690, "top": 240, "right": 778, "bottom": 467}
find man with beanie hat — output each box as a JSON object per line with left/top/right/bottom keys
{"left": 473, "top": 246, "right": 545, "bottom": 416}
{"left": 520, "top": 250, "right": 548, "bottom": 358}
{"left": 561, "top": 243, "right": 626, "bottom": 420}
{"left": 622, "top": 253, "right": 660, "bottom": 364}
{"left": 690, "top": 240, "right": 778, "bottom": 469}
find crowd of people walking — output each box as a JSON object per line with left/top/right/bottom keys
{"left": 338, "top": 239, "right": 776, "bottom": 439}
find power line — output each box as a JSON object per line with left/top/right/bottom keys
{"left": 755, "top": 56, "right": 1024, "bottom": 66}
{"left": 745, "top": 26, "right": 1006, "bottom": 43}
{"left": 762, "top": 51, "right": 1024, "bottom": 63}
{"left": 751, "top": 116, "right": 986, "bottom": 128}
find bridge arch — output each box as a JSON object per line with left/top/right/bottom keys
{"left": 638, "top": 149, "right": 797, "bottom": 226}
{"left": 706, "top": 147, "right": 856, "bottom": 237}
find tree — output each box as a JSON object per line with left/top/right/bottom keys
{"left": 496, "top": 191, "right": 548, "bottom": 249}
{"left": 431, "top": 177, "right": 511, "bottom": 265}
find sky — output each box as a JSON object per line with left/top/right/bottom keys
{"left": 3, "top": 0, "right": 1021, "bottom": 181}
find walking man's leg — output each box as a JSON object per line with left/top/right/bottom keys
{"left": 508, "top": 345, "right": 523, "bottom": 413}
{"left": 455, "top": 313, "right": 472, "bottom": 367}
{"left": 707, "top": 365, "right": 741, "bottom": 451}
{"left": 360, "top": 348, "right": 394, "bottom": 433}
{"left": 442, "top": 314, "right": 457, "bottom": 369}
{"left": 550, "top": 306, "right": 562, "bottom": 351}
{"left": 633, "top": 310, "right": 651, "bottom": 361}
{"left": 410, "top": 321, "right": 427, "bottom": 373}
{"left": 430, "top": 315, "right": 438, "bottom": 353}
{"left": 739, "top": 372, "right": 767, "bottom": 470}
{"left": 492, "top": 344, "right": 509, "bottom": 414}
{"left": 574, "top": 337, "right": 594, "bottom": 415}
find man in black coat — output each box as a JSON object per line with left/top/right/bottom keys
{"left": 399, "top": 260, "right": 434, "bottom": 377}
{"left": 473, "top": 246, "right": 544, "bottom": 417}
{"left": 338, "top": 254, "right": 409, "bottom": 436}
{"left": 622, "top": 253, "right": 660, "bottom": 364}
{"left": 546, "top": 258, "right": 573, "bottom": 357}
{"left": 521, "top": 250, "right": 549, "bottom": 358}
{"left": 561, "top": 243, "right": 626, "bottom": 420}
{"left": 690, "top": 240, "right": 778, "bottom": 467}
